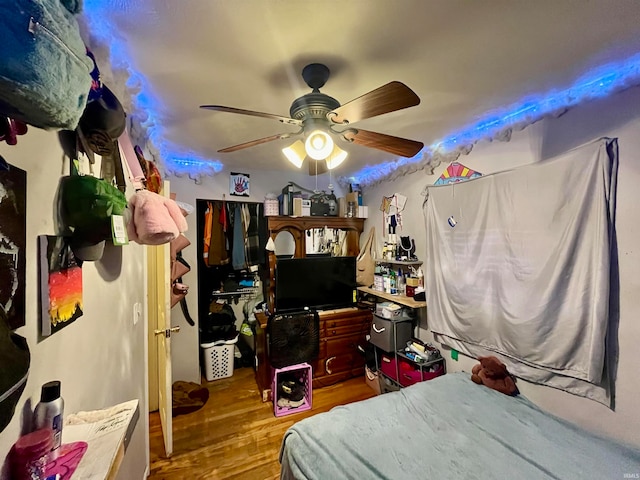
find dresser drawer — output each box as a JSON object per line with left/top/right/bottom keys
{"left": 323, "top": 312, "right": 372, "bottom": 338}
{"left": 324, "top": 336, "right": 366, "bottom": 375}
{"left": 324, "top": 322, "right": 369, "bottom": 338}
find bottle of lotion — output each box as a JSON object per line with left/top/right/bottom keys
{"left": 417, "top": 267, "right": 424, "bottom": 289}
{"left": 33, "top": 381, "right": 64, "bottom": 460}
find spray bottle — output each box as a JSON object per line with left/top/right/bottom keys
{"left": 33, "top": 381, "right": 64, "bottom": 460}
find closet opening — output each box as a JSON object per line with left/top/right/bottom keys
{"left": 195, "top": 198, "right": 269, "bottom": 381}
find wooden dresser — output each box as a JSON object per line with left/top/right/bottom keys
{"left": 311, "top": 308, "right": 372, "bottom": 388}
{"left": 255, "top": 307, "right": 373, "bottom": 401}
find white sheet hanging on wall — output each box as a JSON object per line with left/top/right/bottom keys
{"left": 423, "top": 137, "right": 618, "bottom": 405}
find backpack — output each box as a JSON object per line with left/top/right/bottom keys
{"left": 0, "top": 305, "right": 30, "bottom": 433}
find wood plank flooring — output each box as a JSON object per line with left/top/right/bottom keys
{"left": 148, "top": 366, "right": 376, "bottom": 480}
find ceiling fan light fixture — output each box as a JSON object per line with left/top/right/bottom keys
{"left": 325, "top": 145, "right": 347, "bottom": 170}
{"left": 282, "top": 139, "right": 306, "bottom": 168}
{"left": 305, "top": 129, "right": 334, "bottom": 160}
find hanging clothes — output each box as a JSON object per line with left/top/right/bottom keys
{"left": 202, "top": 201, "right": 213, "bottom": 264}
{"left": 244, "top": 203, "right": 261, "bottom": 266}
{"left": 231, "top": 203, "right": 246, "bottom": 270}
{"left": 256, "top": 203, "right": 267, "bottom": 264}
{"left": 207, "top": 201, "right": 230, "bottom": 266}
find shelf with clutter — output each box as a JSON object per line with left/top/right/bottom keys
{"left": 367, "top": 301, "right": 445, "bottom": 394}
{"left": 358, "top": 239, "right": 426, "bottom": 308}
{"left": 8, "top": 393, "right": 139, "bottom": 480}
{"left": 358, "top": 286, "right": 426, "bottom": 309}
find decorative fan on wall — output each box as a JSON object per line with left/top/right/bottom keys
{"left": 200, "top": 63, "right": 424, "bottom": 174}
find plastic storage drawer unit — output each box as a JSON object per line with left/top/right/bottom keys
{"left": 380, "top": 353, "right": 445, "bottom": 387}
{"left": 369, "top": 314, "right": 413, "bottom": 352}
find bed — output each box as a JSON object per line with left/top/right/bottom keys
{"left": 279, "top": 373, "right": 640, "bottom": 479}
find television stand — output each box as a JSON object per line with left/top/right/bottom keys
{"left": 254, "top": 307, "right": 373, "bottom": 402}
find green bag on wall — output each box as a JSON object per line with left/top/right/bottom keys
{"left": 58, "top": 171, "right": 128, "bottom": 261}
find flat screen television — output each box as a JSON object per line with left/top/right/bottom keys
{"left": 275, "top": 256, "right": 357, "bottom": 312}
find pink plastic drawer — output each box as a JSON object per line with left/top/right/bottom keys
{"left": 380, "top": 355, "right": 444, "bottom": 387}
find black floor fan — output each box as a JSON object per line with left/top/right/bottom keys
{"left": 267, "top": 311, "right": 320, "bottom": 368}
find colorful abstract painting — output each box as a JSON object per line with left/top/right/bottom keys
{"left": 38, "top": 236, "right": 83, "bottom": 336}
{"left": 434, "top": 162, "right": 483, "bottom": 185}
{"left": 0, "top": 161, "right": 27, "bottom": 329}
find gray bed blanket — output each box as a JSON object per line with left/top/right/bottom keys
{"left": 279, "top": 373, "right": 640, "bottom": 480}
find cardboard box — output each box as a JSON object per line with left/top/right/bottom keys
{"left": 293, "top": 197, "right": 302, "bottom": 216}
{"left": 346, "top": 192, "right": 359, "bottom": 206}
{"left": 301, "top": 199, "right": 311, "bottom": 216}
{"left": 365, "top": 366, "right": 382, "bottom": 395}
{"left": 375, "top": 302, "right": 410, "bottom": 319}
{"left": 406, "top": 277, "right": 420, "bottom": 287}
{"left": 338, "top": 197, "right": 346, "bottom": 217}
{"left": 292, "top": 197, "right": 310, "bottom": 216}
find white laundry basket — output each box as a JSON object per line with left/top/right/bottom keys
{"left": 201, "top": 335, "right": 238, "bottom": 381}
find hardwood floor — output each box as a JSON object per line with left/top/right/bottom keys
{"left": 148, "top": 366, "right": 376, "bottom": 480}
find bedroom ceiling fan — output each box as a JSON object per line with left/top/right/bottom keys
{"left": 200, "top": 63, "right": 424, "bottom": 175}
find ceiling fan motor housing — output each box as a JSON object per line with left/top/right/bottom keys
{"left": 289, "top": 92, "right": 340, "bottom": 125}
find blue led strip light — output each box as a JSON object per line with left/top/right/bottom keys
{"left": 83, "top": 1, "right": 223, "bottom": 178}
{"left": 83, "top": 3, "right": 640, "bottom": 183}
{"left": 347, "top": 52, "right": 640, "bottom": 186}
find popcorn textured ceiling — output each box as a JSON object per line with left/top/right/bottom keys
{"left": 81, "top": 1, "right": 640, "bottom": 186}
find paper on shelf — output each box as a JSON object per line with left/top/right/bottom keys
{"left": 62, "top": 399, "right": 139, "bottom": 480}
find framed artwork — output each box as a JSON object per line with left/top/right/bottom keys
{"left": 230, "top": 172, "right": 250, "bottom": 197}
{"left": 38, "top": 235, "right": 83, "bottom": 337}
{"left": 0, "top": 162, "right": 27, "bottom": 329}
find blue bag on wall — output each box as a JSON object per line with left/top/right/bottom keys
{"left": 0, "top": 0, "right": 93, "bottom": 129}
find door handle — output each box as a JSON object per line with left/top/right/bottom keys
{"left": 325, "top": 356, "right": 336, "bottom": 375}
{"left": 154, "top": 326, "right": 181, "bottom": 338}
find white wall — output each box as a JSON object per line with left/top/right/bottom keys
{"left": 168, "top": 168, "right": 348, "bottom": 383}
{"left": 0, "top": 129, "right": 148, "bottom": 480}
{"left": 362, "top": 85, "right": 640, "bottom": 449}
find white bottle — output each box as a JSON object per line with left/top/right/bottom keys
{"left": 33, "top": 380, "right": 64, "bottom": 460}
{"left": 397, "top": 268, "right": 405, "bottom": 296}
{"left": 417, "top": 267, "right": 424, "bottom": 289}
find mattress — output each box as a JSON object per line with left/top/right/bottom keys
{"left": 279, "top": 372, "right": 640, "bottom": 479}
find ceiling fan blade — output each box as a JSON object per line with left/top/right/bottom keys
{"left": 218, "top": 133, "right": 294, "bottom": 153}
{"left": 200, "top": 105, "right": 302, "bottom": 126}
{"left": 328, "top": 81, "right": 420, "bottom": 125}
{"left": 308, "top": 159, "right": 328, "bottom": 176}
{"left": 342, "top": 129, "right": 424, "bottom": 158}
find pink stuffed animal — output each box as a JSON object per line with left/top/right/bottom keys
{"left": 127, "top": 190, "right": 188, "bottom": 245}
